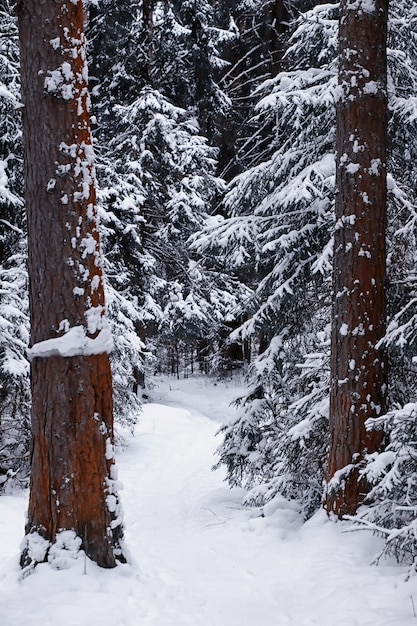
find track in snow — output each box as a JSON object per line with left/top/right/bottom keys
{"left": 0, "top": 377, "right": 415, "bottom": 626}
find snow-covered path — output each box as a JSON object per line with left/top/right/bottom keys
{"left": 1, "top": 377, "right": 417, "bottom": 625}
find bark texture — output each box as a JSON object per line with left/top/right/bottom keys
{"left": 18, "top": 0, "right": 125, "bottom": 567}
{"left": 326, "top": 0, "right": 388, "bottom": 516}
{"left": 142, "top": 0, "right": 154, "bottom": 82}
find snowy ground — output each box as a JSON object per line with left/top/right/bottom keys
{"left": 1, "top": 375, "right": 417, "bottom": 625}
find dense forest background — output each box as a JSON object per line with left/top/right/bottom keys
{"left": 1, "top": 0, "right": 417, "bottom": 567}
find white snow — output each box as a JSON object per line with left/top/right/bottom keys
{"left": 340, "top": 322, "right": 349, "bottom": 336}
{"left": 26, "top": 324, "right": 113, "bottom": 361}
{"left": 346, "top": 0, "right": 376, "bottom": 14}
{"left": 0, "top": 376, "right": 416, "bottom": 625}
{"left": 369, "top": 158, "right": 382, "bottom": 175}
{"left": 50, "top": 37, "right": 61, "bottom": 50}
{"left": 346, "top": 162, "right": 360, "bottom": 174}
{"left": 363, "top": 80, "right": 379, "bottom": 95}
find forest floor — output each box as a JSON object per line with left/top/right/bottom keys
{"left": 1, "top": 374, "right": 416, "bottom": 625}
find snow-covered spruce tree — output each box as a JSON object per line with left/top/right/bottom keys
{"left": 0, "top": 0, "right": 30, "bottom": 489}
{"left": 193, "top": 2, "right": 338, "bottom": 516}
{"left": 86, "top": 0, "right": 147, "bottom": 422}
{"left": 151, "top": 1, "right": 257, "bottom": 373}
{"left": 87, "top": 0, "right": 146, "bottom": 136}
{"left": 101, "top": 84, "right": 247, "bottom": 376}
{"left": 88, "top": 1, "right": 247, "bottom": 379}
{"left": 204, "top": 0, "right": 417, "bottom": 519}
{"left": 382, "top": 4, "right": 417, "bottom": 410}
{"left": 153, "top": 0, "right": 235, "bottom": 145}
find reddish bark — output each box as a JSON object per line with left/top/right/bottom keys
{"left": 18, "top": 0, "right": 125, "bottom": 567}
{"left": 326, "top": 0, "right": 389, "bottom": 516}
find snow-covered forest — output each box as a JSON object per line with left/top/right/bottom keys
{"left": 1, "top": 0, "right": 417, "bottom": 620}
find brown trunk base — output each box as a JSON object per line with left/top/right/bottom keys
{"left": 21, "top": 354, "right": 126, "bottom": 569}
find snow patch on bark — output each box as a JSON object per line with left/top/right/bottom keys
{"left": 26, "top": 324, "right": 113, "bottom": 361}
{"left": 346, "top": 0, "right": 376, "bottom": 14}
{"left": 340, "top": 323, "right": 349, "bottom": 336}
{"left": 21, "top": 530, "right": 83, "bottom": 571}
{"left": 20, "top": 532, "right": 50, "bottom": 565}
{"left": 47, "top": 531, "right": 82, "bottom": 570}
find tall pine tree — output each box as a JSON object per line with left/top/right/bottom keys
{"left": 326, "top": 0, "right": 388, "bottom": 517}
{"left": 18, "top": 0, "right": 125, "bottom": 569}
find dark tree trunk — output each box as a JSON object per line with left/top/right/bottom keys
{"left": 217, "top": 1, "right": 289, "bottom": 180}
{"left": 18, "top": 0, "right": 125, "bottom": 568}
{"left": 142, "top": 0, "right": 154, "bottom": 83}
{"left": 270, "top": 0, "right": 287, "bottom": 74}
{"left": 326, "top": 0, "right": 388, "bottom": 517}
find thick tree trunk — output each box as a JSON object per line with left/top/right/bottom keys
{"left": 18, "top": 0, "right": 125, "bottom": 567}
{"left": 326, "top": 0, "right": 388, "bottom": 517}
